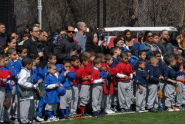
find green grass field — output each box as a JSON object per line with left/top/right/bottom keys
{"left": 44, "top": 111, "right": 185, "bottom": 124}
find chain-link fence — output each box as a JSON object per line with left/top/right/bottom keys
{"left": 1, "top": 0, "right": 185, "bottom": 33}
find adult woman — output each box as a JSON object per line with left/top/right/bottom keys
{"left": 86, "top": 30, "right": 106, "bottom": 53}
{"left": 4, "top": 35, "right": 17, "bottom": 53}
{"left": 122, "top": 30, "right": 140, "bottom": 52}
{"left": 140, "top": 31, "right": 158, "bottom": 55}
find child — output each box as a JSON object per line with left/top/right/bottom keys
{"left": 110, "top": 47, "right": 121, "bottom": 112}
{"left": 0, "top": 54, "right": 12, "bottom": 123}
{"left": 111, "top": 47, "right": 121, "bottom": 67}
{"left": 70, "top": 55, "right": 80, "bottom": 115}
{"left": 135, "top": 60, "right": 148, "bottom": 112}
{"left": 155, "top": 52, "right": 166, "bottom": 110}
{"left": 6, "top": 48, "right": 22, "bottom": 81}
{"left": 147, "top": 56, "right": 163, "bottom": 112}
{"left": 44, "top": 64, "right": 60, "bottom": 122}
{"left": 6, "top": 48, "right": 22, "bottom": 120}
{"left": 133, "top": 50, "right": 147, "bottom": 70}
{"left": 79, "top": 55, "right": 93, "bottom": 115}
{"left": 138, "top": 50, "right": 147, "bottom": 61}
{"left": 43, "top": 54, "right": 63, "bottom": 77}
{"left": 174, "top": 55, "right": 185, "bottom": 110}
{"left": 102, "top": 54, "right": 117, "bottom": 114}
{"left": 31, "top": 54, "right": 45, "bottom": 122}
{"left": 17, "top": 57, "right": 37, "bottom": 124}
{"left": 91, "top": 58, "right": 105, "bottom": 117}
{"left": 116, "top": 52, "right": 133, "bottom": 112}
{"left": 16, "top": 46, "right": 28, "bottom": 59}
{"left": 59, "top": 60, "right": 76, "bottom": 119}
{"left": 164, "top": 55, "right": 179, "bottom": 112}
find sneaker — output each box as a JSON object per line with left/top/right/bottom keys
{"left": 36, "top": 116, "right": 44, "bottom": 122}
{"left": 173, "top": 106, "right": 180, "bottom": 111}
{"left": 105, "top": 109, "right": 113, "bottom": 114}
{"left": 47, "top": 116, "right": 59, "bottom": 122}
{"left": 138, "top": 110, "right": 145, "bottom": 113}
{"left": 54, "top": 116, "right": 60, "bottom": 121}
{"left": 167, "top": 107, "right": 174, "bottom": 112}
{"left": 109, "top": 109, "right": 115, "bottom": 114}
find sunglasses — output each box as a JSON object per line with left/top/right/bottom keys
{"left": 67, "top": 31, "right": 75, "bottom": 34}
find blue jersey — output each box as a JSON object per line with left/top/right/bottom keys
{"left": 31, "top": 66, "right": 43, "bottom": 84}
{"left": 6, "top": 58, "right": 22, "bottom": 78}
{"left": 148, "top": 65, "right": 162, "bottom": 84}
{"left": 44, "top": 74, "right": 60, "bottom": 104}
{"left": 59, "top": 70, "right": 76, "bottom": 88}
{"left": 135, "top": 69, "right": 148, "bottom": 86}
{"left": 164, "top": 66, "right": 178, "bottom": 82}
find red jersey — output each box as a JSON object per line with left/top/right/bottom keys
{"left": 0, "top": 69, "right": 12, "bottom": 87}
{"left": 116, "top": 62, "right": 133, "bottom": 81}
{"left": 78, "top": 65, "right": 93, "bottom": 85}
{"left": 91, "top": 67, "right": 102, "bottom": 84}
{"left": 101, "top": 63, "right": 117, "bottom": 95}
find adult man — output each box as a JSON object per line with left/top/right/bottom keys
{"left": 54, "top": 25, "right": 81, "bottom": 62}
{"left": 75, "top": 22, "right": 87, "bottom": 52}
{"left": 0, "top": 23, "right": 7, "bottom": 46}
{"left": 23, "top": 25, "right": 41, "bottom": 55}
{"left": 157, "top": 30, "right": 173, "bottom": 56}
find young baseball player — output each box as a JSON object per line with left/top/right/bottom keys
{"left": 147, "top": 56, "right": 164, "bottom": 112}
{"left": 0, "top": 54, "right": 12, "bottom": 123}
{"left": 70, "top": 55, "right": 80, "bottom": 115}
{"left": 78, "top": 55, "right": 93, "bottom": 115}
{"left": 59, "top": 60, "right": 76, "bottom": 119}
{"left": 164, "top": 55, "right": 178, "bottom": 112}
{"left": 17, "top": 57, "right": 37, "bottom": 124}
{"left": 154, "top": 52, "right": 166, "bottom": 110}
{"left": 110, "top": 47, "right": 121, "bottom": 112}
{"left": 43, "top": 54, "right": 63, "bottom": 77}
{"left": 135, "top": 60, "right": 148, "bottom": 112}
{"left": 111, "top": 47, "right": 121, "bottom": 67}
{"left": 44, "top": 64, "right": 60, "bottom": 122}
{"left": 31, "top": 54, "right": 45, "bottom": 122}
{"left": 91, "top": 57, "right": 106, "bottom": 117}
{"left": 174, "top": 55, "right": 185, "bottom": 111}
{"left": 102, "top": 54, "right": 117, "bottom": 114}
{"left": 6, "top": 48, "right": 22, "bottom": 120}
{"left": 116, "top": 52, "right": 133, "bottom": 112}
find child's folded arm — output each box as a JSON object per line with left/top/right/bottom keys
{"left": 116, "top": 73, "right": 126, "bottom": 78}
{"left": 93, "top": 78, "right": 103, "bottom": 84}
{"left": 45, "top": 84, "right": 58, "bottom": 89}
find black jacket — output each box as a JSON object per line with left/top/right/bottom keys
{"left": 86, "top": 42, "right": 108, "bottom": 53}
{"left": 53, "top": 36, "right": 81, "bottom": 62}
{"left": 23, "top": 38, "right": 42, "bottom": 55}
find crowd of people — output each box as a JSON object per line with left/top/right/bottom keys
{"left": 0, "top": 21, "right": 185, "bottom": 124}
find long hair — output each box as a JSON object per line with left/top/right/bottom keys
{"left": 86, "top": 27, "right": 99, "bottom": 45}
